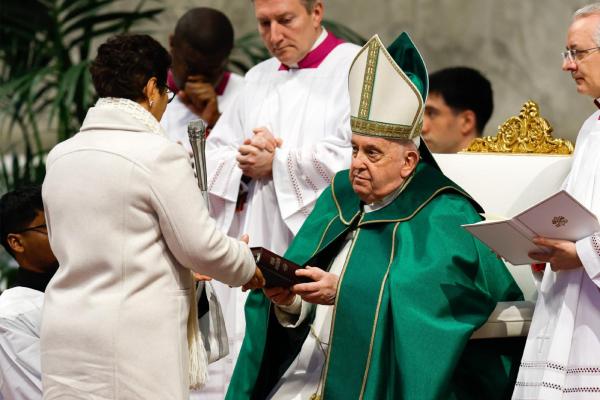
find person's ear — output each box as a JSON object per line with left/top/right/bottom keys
{"left": 311, "top": 1, "right": 324, "bottom": 27}
{"left": 142, "top": 77, "right": 160, "bottom": 108}
{"left": 400, "top": 149, "right": 419, "bottom": 178}
{"left": 7, "top": 233, "right": 24, "bottom": 254}
{"left": 459, "top": 110, "right": 477, "bottom": 137}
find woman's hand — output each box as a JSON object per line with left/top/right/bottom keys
{"left": 242, "top": 267, "right": 265, "bottom": 291}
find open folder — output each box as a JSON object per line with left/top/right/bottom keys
{"left": 462, "top": 190, "right": 600, "bottom": 265}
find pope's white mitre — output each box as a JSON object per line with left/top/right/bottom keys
{"left": 349, "top": 34, "right": 424, "bottom": 140}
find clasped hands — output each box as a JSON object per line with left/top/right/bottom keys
{"left": 263, "top": 266, "right": 339, "bottom": 306}
{"left": 528, "top": 237, "right": 582, "bottom": 272}
{"left": 236, "top": 127, "right": 283, "bottom": 179}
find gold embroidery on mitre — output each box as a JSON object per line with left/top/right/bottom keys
{"left": 351, "top": 116, "right": 414, "bottom": 139}
{"left": 358, "top": 40, "right": 380, "bottom": 120}
{"left": 465, "top": 100, "right": 574, "bottom": 154}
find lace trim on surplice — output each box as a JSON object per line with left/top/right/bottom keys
{"left": 516, "top": 361, "right": 600, "bottom": 394}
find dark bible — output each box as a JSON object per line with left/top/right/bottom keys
{"left": 251, "top": 247, "right": 312, "bottom": 288}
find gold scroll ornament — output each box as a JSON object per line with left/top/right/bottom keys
{"left": 465, "top": 100, "right": 574, "bottom": 154}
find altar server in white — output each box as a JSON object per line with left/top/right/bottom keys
{"left": 161, "top": 7, "right": 244, "bottom": 151}
{"left": 204, "top": 0, "right": 359, "bottom": 393}
{"left": 513, "top": 4, "right": 600, "bottom": 399}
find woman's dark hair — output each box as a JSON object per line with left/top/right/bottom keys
{"left": 90, "top": 34, "right": 171, "bottom": 101}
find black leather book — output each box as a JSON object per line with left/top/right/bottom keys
{"left": 250, "top": 247, "right": 312, "bottom": 288}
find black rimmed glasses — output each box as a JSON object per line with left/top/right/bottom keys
{"left": 15, "top": 223, "right": 47, "bottom": 234}
{"left": 167, "top": 89, "right": 177, "bottom": 104}
{"left": 561, "top": 46, "right": 600, "bottom": 63}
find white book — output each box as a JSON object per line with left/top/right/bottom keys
{"left": 462, "top": 190, "right": 600, "bottom": 265}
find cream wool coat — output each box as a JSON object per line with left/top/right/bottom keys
{"left": 40, "top": 99, "right": 255, "bottom": 400}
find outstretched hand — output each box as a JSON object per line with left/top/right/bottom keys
{"left": 240, "top": 233, "right": 265, "bottom": 291}
{"left": 529, "top": 237, "right": 582, "bottom": 271}
{"left": 242, "top": 268, "right": 265, "bottom": 291}
{"left": 292, "top": 266, "right": 338, "bottom": 305}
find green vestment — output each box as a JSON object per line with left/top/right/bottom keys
{"left": 227, "top": 160, "right": 523, "bottom": 400}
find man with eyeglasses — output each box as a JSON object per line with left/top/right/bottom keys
{"left": 161, "top": 7, "right": 244, "bottom": 153}
{"left": 513, "top": 4, "right": 600, "bottom": 399}
{"left": 0, "top": 185, "right": 58, "bottom": 400}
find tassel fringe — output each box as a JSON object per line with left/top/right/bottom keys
{"left": 188, "top": 278, "right": 208, "bottom": 389}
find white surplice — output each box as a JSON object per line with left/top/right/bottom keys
{"left": 0, "top": 287, "right": 43, "bottom": 400}
{"left": 201, "top": 29, "right": 359, "bottom": 400}
{"left": 513, "top": 108, "right": 600, "bottom": 400}
{"left": 161, "top": 73, "right": 244, "bottom": 153}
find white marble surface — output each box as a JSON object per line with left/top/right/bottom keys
{"left": 149, "top": 0, "right": 593, "bottom": 143}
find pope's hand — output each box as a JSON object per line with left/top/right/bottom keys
{"left": 292, "top": 266, "right": 338, "bottom": 305}
{"left": 529, "top": 237, "right": 582, "bottom": 271}
{"left": 263, "top": 286, "right": 296, "bottom": 306}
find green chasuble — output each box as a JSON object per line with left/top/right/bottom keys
{"left": 227, "top": 160, "right": 523, "bottom": 400}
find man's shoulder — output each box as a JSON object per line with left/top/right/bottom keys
{"left": 228, "top": 72, "right": 245, "bottom": 85}
{"left": 415, "top": 189, "right": 481, "bottom": 224}
{"left": 330, "top": 42, "right": 361, "bottom": 59}
{"left": 55, "top": 127, "right": 179, "bottom": 157}
{"left": 0, "top": 287, "right": 43, "bottom": 320}
{"left": 245, "top": 57, "right": 281, "bottom": 80}
{"left": 581, "top": 109, "right": 600, "bottom": 133}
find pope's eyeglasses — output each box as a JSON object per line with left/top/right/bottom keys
{"left": 561, "top": 46, "right": 600, "bottom": 63}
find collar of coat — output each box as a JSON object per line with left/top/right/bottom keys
{"left": 81, "top": 98, "right": 165, "bottom": 137}
{"left": 331, "top": 160, "right": 482, "bottom": 226}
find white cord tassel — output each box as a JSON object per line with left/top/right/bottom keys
{"left": 188, "top": 278, "right": 208, "bottom": 389}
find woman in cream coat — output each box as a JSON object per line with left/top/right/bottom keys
{"left": 40, "top": 35, "right": 261, "bottom": 399}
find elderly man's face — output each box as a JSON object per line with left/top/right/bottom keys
{"left": 350, "top": 135, "right": 419, "bottom": 204}
{"left": 254, "top": 0, "right": 323, "bottom": 66}
{"left": 563, "top": 14, "right": 600, "bottom": 98}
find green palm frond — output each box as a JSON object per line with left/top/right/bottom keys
{"left": 0, "top": 0, "right": 164, "bottom": 191}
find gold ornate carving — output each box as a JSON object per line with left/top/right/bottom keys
{"left": 465, "top": 100, "right": 574, "bottom": 154}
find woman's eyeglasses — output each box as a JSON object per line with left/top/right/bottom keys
{"left": 167, "top": 89, "right": 177, "bottom": 104}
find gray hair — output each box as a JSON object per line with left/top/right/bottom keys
{"left": 574, "top": 3, "right": 600, "bottom": 46}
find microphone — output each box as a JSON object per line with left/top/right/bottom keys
{"left": 188, "top": 119, "right": 209, "bottom": 212}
